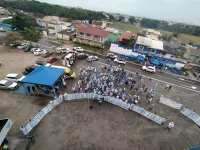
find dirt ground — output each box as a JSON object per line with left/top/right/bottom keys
{"left": 0, "top": 45, "right": 200, "bottom": 150}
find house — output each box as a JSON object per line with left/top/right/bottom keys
{"left": 163, "top": 41, "right": 181, "bottom": 55}
{"left": 124, "top": 16, "right": 129, "bottom": 23}
{"left": 0, "top": 7, "right": 10, "bottom": 15}
{"left": 59, "top": 17, "right": 68, "bottom": 22}
{"left": 134, "top": 36, "right": 164, "bottom": 54}
{"left": 76, "top": 27, "right": 109, "bottom": 46}
{"left": 142, "top": 29, "right": 161, "bottom": 40}
{"left": 105, "top": 27, "right": 118, "bottom": 34}
{"left": 37, "top": 16, "right": 71, "bottom": 34}
{"left": 73, "top": 24, "right": 87, "bottom": 30}
{"left": 118, "top": 31, "right": 137, "bottom": 47}
{"left": 92, "top": 20, "right": 107, "bottom": 29}
{"left": 183, "top": 47, "right": 200, "bottom": 64}
{"left": 57, "top": 29, "right": 76, "bottom": 41}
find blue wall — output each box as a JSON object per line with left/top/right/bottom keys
{"left": 134, "top": 44, "right": 162, "bottom": 54}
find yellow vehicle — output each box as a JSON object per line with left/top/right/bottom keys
{"left": 64, "top": 67, "right": 76, "bottom": 78}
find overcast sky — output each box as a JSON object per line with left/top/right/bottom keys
{"left": 38, "top": 0, "right": 200, "bottom": 26}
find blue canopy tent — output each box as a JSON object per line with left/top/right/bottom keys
{"left": 159, "top": 60, "right": 167, "bottom": 66}
{"left": 21, "top": 66, "right": 65, "bottom": 96}
{"left": 137, "top": 55, "right": 145, "bottom": 61}
{"left": 152, "top": 59, "right": 160, "bottom": 66}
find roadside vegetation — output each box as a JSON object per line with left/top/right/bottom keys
{"left": 108, "top": 22, "right": 141, "bottom": 33}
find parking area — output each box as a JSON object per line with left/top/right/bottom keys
{"left": 0, "top": 45, "right": 200, "bottom": 150}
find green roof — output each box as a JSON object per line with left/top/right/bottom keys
{"left": 107, "top": 33, "right": 120, "bottom": 42}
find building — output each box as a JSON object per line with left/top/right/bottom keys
{"left": 73, "top": 24, "right": 87, "bottom": 30}
{"left": 0, "top": 7, "right": 10, "bottom": 15}
{"left": 57, "top": 29, "right": 76, "bottom": 41}
{"left": 142, "top": 29, "right": 161, "bottom": 40}
{"left": 105, "top": 27, "right": 119, "bottom": 34}
{"left": 163, "top": 41, "right": 181, "bottom": 55}
{"left": 92, "top": 20, "right": 107, "bottom": 29}
{"left": 118, "top": 31, "right": 137, "bottom": 47}
{"left": 183, "top": 47, "right": 200, "bottom": 64}
{"left": 124, "top": 16, "right": 129, "bottom": 23}
{"left": 76, "top": 27, "right": 109, "bottom": 46}
{"left": 134, "top": 36, "right": 164, "bottom": 54}
{"left": 37, "top": 16, "right": 71, "bottom": 34}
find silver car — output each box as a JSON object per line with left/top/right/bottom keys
{"left": 0, "top": 80, "right": 18, "bottom": 90}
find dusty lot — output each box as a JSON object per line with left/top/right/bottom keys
{"left": 0, "top": 45, "right": 200, "bottom": 150}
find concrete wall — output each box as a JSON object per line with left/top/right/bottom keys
{"left": 57, "top": 33, "right": 70, "bottom": 40}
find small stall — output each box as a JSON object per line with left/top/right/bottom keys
{"left": 19, "top": 66, "right": 65, "bottom": 97}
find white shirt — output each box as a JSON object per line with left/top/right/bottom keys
{"left": 168, "top": 122, "right": 174, "bottom": 128}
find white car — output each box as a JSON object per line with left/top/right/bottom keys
{"left": 5, "top": 73, "right": 25, "bottom": 82}
{"left": 107, "top": 53, "right": 117, "bottom": 59}
{"left": 56, "top": 46, "right": 68, "bottom": 50}
{"left": 87, "top": 55, "right": 98, "bottom": 62}
{"left": 142, "top": 66, "right": 156, "bottom": 73}
{"left": 30, "top": 48, "right": 41, "bottom": 53}
{"left": 73, "top": 47, "right": 84, "bottom": 52}
{"left": 17, "top": 43, "right": 28, "bottom": 49}
{"left": 0, "top": 80, "right": 18, "bottom": 90}
{"left": 34, "top": 49, "right": 47, "bottom": 56}
{"left": 56, "top": 48, "right": 70, "bottom": 54}
{"left": 114, "top": 58, "right": 126, "bottom": 65}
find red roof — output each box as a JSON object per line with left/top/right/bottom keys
{"left": 121, "top": 32, "right": 136, "bottom": 40}
{"left": 78, "top": 27, "right": 109, "bottom": 37}
{"left": 73, "top": 24, "right": 87, "bottom": 30}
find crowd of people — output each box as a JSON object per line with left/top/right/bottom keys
{"left": 72, "top": 65, "right": 155, "bottom": 109}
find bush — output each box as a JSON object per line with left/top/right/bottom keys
{"left": 74, "top": 40, "right": 103, "bottom": 49}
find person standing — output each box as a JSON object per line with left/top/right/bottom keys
{"left": 32, "top": 86, "right": 36, "bottom": 94}
{"left": 168, "top": 84, "right": 172, "bottom": 90}
{"left": 149, "top": 103, "right": 154, "bottom": 111}
{"left": 144, "top": 87, "right": 148, "bottom": 93}
{"left": 26, "top": 133, "right": 34, "bottom": 143}
{"left": 167, "top": 122, "right": 174, "bottom": 130}
{"left": 26, "top": 86, "right": 31, "bottom": 95}
{"left": 165, "top": 84, "right": 169, "bottom": 89}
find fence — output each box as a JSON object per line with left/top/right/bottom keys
{"left": 20, "top": 93, "right": 166, "bottom": 135}
{"left": 159, "top": 96, "right": 183, "bottom": 110}
{"left": 181, "top": 107, "right": 200, "bottom": 127}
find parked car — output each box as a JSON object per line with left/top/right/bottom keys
{"left": 142, "top": 66, "right": 156, "bottom": 73}
{"left": 73, "top": 47, "right": 84, "bottom": 52}
{"left": 34, "top": 49, "right": 47, "bottom": 56}
{"left": 5, "top": 73, "right": 25, "bottom": 82}
{"left": 106, "top": 53, "right": 117, "bottom": 59}
{"left": 0, "top": 80, "right": 18, "bottom": 90}
{"left": 87, "top": 55, "right": 98, "bottom": 62}
{"left": 30, "top": 48, "right": 41, "bottom": 53}
{"left": 35, "top": 61, "right": 51, "bottom": 66}
{"left": 10, "top": 42, "right": 21, "bottom": 47}
{"left": 47, "top": 57, "right": 58, "bottom": 63}
{"left": 56, "top": 47, "right": 68, "bottom": 50}
{"left": 76, "top": 53, "right": 89, "bottom": 59}
{"left": 114, "top": 58, "right": 126, "bottom": 65}
{"left": 42, "top": 52, "right": 53, "bottom": 58}
{"left": 24, "top": 65, "right": 38, "bottom": 75}
{"left": 0, "top": 27, "right": 6, "bottom": 32}
{"left": 23, "top": 45, "right": 32, "bottom": 52}
{"left": 17, "top": 43, "right": 28, "bottom": 49}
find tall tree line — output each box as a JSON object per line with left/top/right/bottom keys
{"left": 0, "top": 0, "right": 105, "bottom": 21}
{"left": 140, "top": 18, "right": 200, "bottom": 36}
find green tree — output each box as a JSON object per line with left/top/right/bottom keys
{"left": 109, "top": 15, "right": 115, "bottom": 21}
{"left": 172, "top": 32, "right": 180, "bottom": 38}
{"left": 3, "top": 32, "right": 22, "bottom": 45}
{"left": 188, "top": 41, "right": 193, "bottom": 45}
{"left": 9, "top": 12, "right": 38, "bottom": 31}
{"left": 24, "top": 27, "right": 41, "bottom": 43}
{"left": 118, "top": 16, "right": 124, "bottom": 22}
{"left": 129, "top": 17, "right": 136, "bottom": 24}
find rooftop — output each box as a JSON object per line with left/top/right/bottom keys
{"left": 187, "top": 47, "right": 200, "bottom": 57}
{"left": 147, "top": 29, "right": 161, "bottom": 36}
{"left": 58, "top": 30, "right": 76, "bottom": 35}
{"left": 78, "top": 27, "right": 109, "bottom": 37}
{"left": 73, "top": 24, "right": 87, "bottom": 30}
{"left": 41, "top": 16, "right": 60, "bottom": 24}
{"left": 121, "top": 31, "right": 136, "bottom": 40}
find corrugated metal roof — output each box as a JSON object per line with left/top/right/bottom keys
{"left": 78, "top": 27, "right": 109, "bottom": 37}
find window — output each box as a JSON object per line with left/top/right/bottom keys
{"left": 48, "top": 27, "right": 55, "bottom": 30}
{"left": 151, "top": 49, "right": 156, "bottom": 53}
{"left": 87, "top": 34, "right": 91, "bottom": 36}
{"left": 80, "top": 32, "right": 84, "bottom": 35}
{"left": 94, "top": 36, "right": 99, "bottom": 38}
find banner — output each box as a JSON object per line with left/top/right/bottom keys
{"left": 159, "top": 96, "right": 183, "bottom": 110}
{"left": 181, "top": 107, "right": 200, "bottom": 127}
{"left": 130, "top": 104, "right": 166, "bottom": 125}
{"left": 20, "top": 95, "right": 64, "bottom": 135}
{"left": 20, "top": 93, "right": 166, "bottom": 135}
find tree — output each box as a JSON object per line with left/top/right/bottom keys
{"left": 109, "top": 15, "right": 115, "bottom": 21}
{"left": 3, "top": 32, "right": 22, "bottom": 45}
{"left": 24, "top": 27, "right": 41, "bottom": 43}
{"left": 188, "top": 41, "right": 193, "bottom": 45}
{"left": 9, "top": 12, "right": 38, "bottom": 31}
{"left": 118, "top": 16, "right": 124, "bottom": 22}
{"left": 129, "top": 17, "right": 136, "bottom": 24}
{"left": 172, "top": 32, "right": 180, "bottom": 38}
